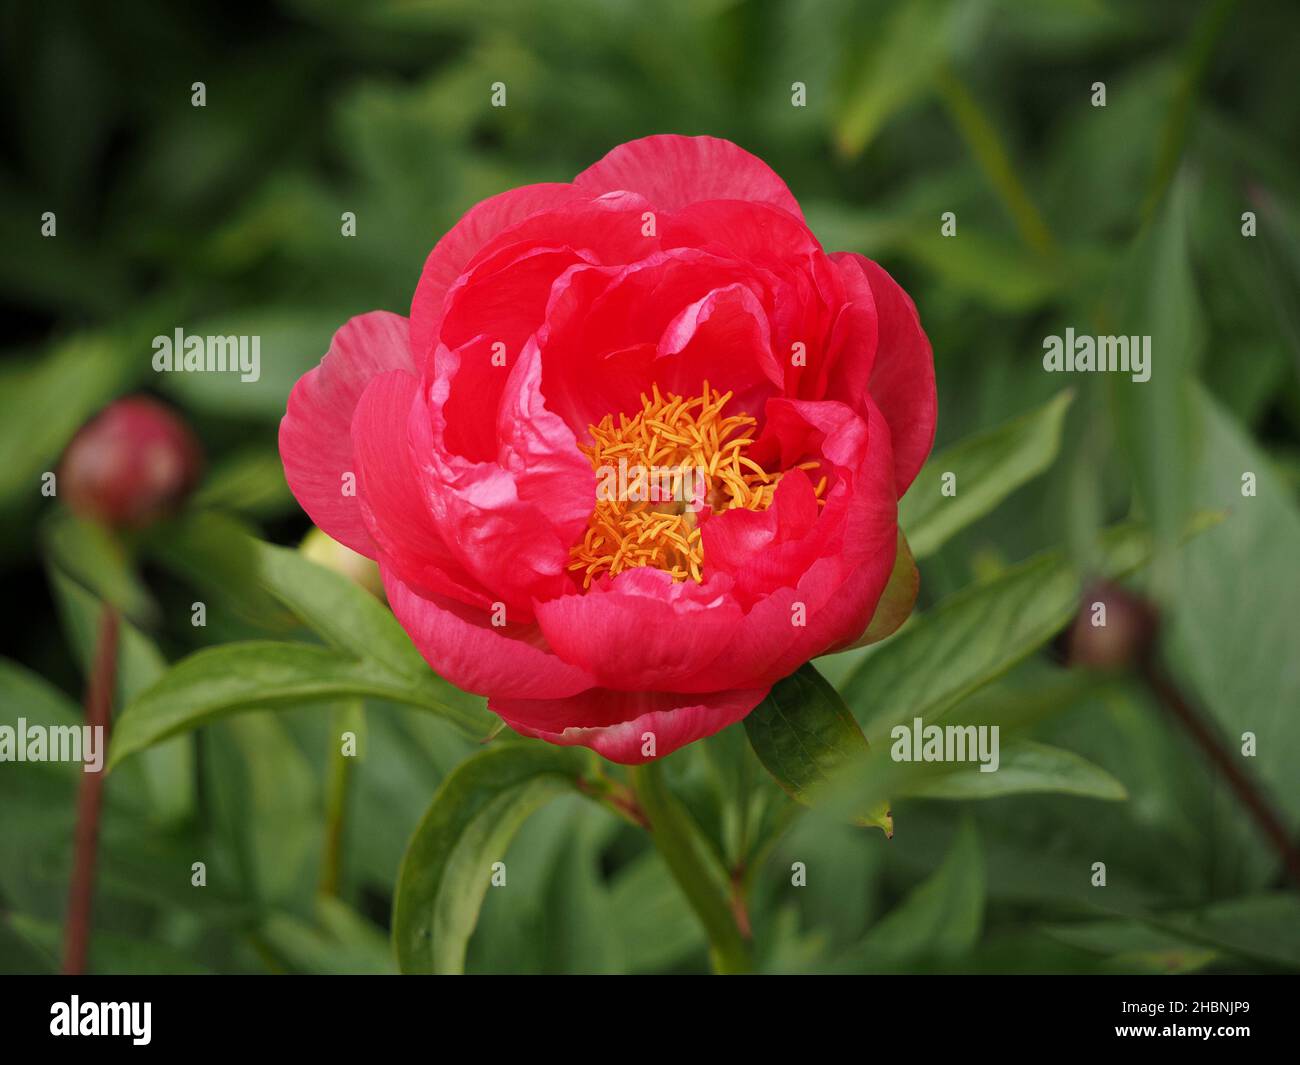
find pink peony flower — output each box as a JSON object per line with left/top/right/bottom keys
{"left": 280, "top": 135, "right": 935, "bottom": 763}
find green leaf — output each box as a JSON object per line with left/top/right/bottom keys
{"left": 842, "top": 520, "right": 1212, "bottom": 743}
{"left": 205, "top": 713, "right": 317, "bottom": 908}
{"left": 607, "top": 850, "right": 706, "bottom": 973}
{"left": 259, "top": 897, "right": 397, "bottom": 975}
{"left": 195, "top": 448, "right": 295, "bottom": 518}
{"left": 835, "top": 819, "right": 983, "bottom": 971}
{"left": 898, "top": 739, "right": 1127, "bottom": 801}
{"left": 834, "top": 0, "right": 953, "bottom": 157}
{"left": 901, "top": 389, "right": 1075, "bottom": 559}
{"left": 43, "top": 513, "right": 157, "bottom": 625}
{"left": 392, "top": 743, "right": 593, "bottom": 974}
{"left": 900, "top": 227, "right": 1066, "bottom": 311}
{"left": 0, "top": 656, "right": 81, "bottom": 728}
{"left": 744, "top": 663, "right": 892, "bottom": 835}
{"left": 0, "top": 334, "right": 133, "bottom": 508}
{"left": 4, "top": 913, "right": 212, "bottom": 975}
{"left": 1167, "top": 390, "right": 1300, "bottom": 830}
{"left": 108, "top": 641, "right": 491, "bottom": 770}
{"left": 1109, "top": 173, "right": 1202, "bottom": 596}
{"left": 151, "top": 512, "right": 435, "bottom": 680}
{"left": 1140, "top": 893, "right": 1300, "bottom": 971}
{"left": 1041, "top": 918, "right": 1218, "bottom": 974}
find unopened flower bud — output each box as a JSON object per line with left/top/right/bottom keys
{"left": 1066, "top": 581, "right": 1159, "bottom": 671}
{"left": 300, "top": 526, "right": 385, "bottom": 600}
{"left": 59, "top": 396, "right": 203, "bottom": 529}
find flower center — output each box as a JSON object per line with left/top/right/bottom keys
{"left": 567, "top": 382, "right": 825, "bottom": 588}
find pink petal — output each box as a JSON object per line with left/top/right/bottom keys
{"left": 538, "top": 249, "right": 767, "bottom": 433}
{"left": 351, "top": 369, "right": 493, "bottom": 608}
{"left": 662, "top": 200, "right": 841, "bottom": 399}
{"left": 384, "top": 567, "right": 596, "bottom": 700}
{"left": 575, "top": 134, "right": 804, "bottom": 220}
{"left": 409, "top": 182, "right": 585, "bottom": 367}
{"left": 534, "top": 567, "right": 743, "bottom": 690}
{"left": 832, "top": 253, "right": 936, "bottom": 495}
{"left": 496, "top": 337, "right": 597, "bottom": 542}
{"left": 416, "top": 350, "right": 581, "bottom": 616}
{"left": 703, "top": 398, "right": 899, "bottom": 686}
{"left": 492, "top": 685, "right": 770, "bottom": 764}
{"left": 279, "top": 311, "right": 414, "bottom": 556}
{"left": 654, "top": 282, "right": 781, "bottom": 402}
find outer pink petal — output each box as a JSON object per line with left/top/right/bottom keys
{"left": 384, "top": 567, "right": 595, "bottom": 701}
{"left": 279, "top": 311, "right": 414, "bottom": 556}
{"left": 409, "top": 182, "right": 585, "bottom": 365}
{"left": 492, "top": 686, "right": 770, "bottom": 764}
{"left": 832, "top": 253, "right": 936, "bottom": 495}
{"left": 533, "top": 567, "right": 742, "bottom": 690}
{"left": 574, "top": 135, "right": 805, "bottom": 220}
{"left": 351, "top": 369, "right": 493, "bottom": 608}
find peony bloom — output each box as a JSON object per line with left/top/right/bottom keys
{"left": 280, "top": 135, "right": 935, "bottom": 763}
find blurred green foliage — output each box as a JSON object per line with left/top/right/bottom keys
{"left": 1, "top": 0, "right": 1298, "bottom": 974}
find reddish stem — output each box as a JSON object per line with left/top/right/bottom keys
{"left": 62, "top": 606, "right": 118, "bottom": 974}
{"left": 1140, "top": 655, "right": 1300, "bottom": 891}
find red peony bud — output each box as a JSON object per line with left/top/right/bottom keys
{"left": 1066, "top": 580, "right": 1159, "bottom": 671}
{"left": 58, "top": 396, "right": 203, "bottom": 529}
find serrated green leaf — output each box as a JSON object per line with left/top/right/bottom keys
{"left": 901, "top": 389, "right": 1074, "bottom": 559}
{"left": 392, "top": 743, "right": 593, "bottom": 974}
{"left": 744, "top": 663, "right": 891, "bottom": 835}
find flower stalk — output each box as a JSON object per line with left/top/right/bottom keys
{"left": 630, "top": 761, "right": 752, "bottom": 975}
{"left": 62, "top": 605, "right": 118, "bottom": 974}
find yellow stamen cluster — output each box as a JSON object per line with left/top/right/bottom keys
{"left": 567, "top": 382, "right": 825, "bottom": 588}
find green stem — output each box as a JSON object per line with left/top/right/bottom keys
{"left": 935, "top": 65, "right": 1058, "bottom": 262}
{"left": 630, "top": 761, "right": 752, "bottom": 974}
{"left": 319, "top": 701, "right": 364, "bottom": 897}
{"left": 1142, "top": 0, "right": 1236, "bottom": 223}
